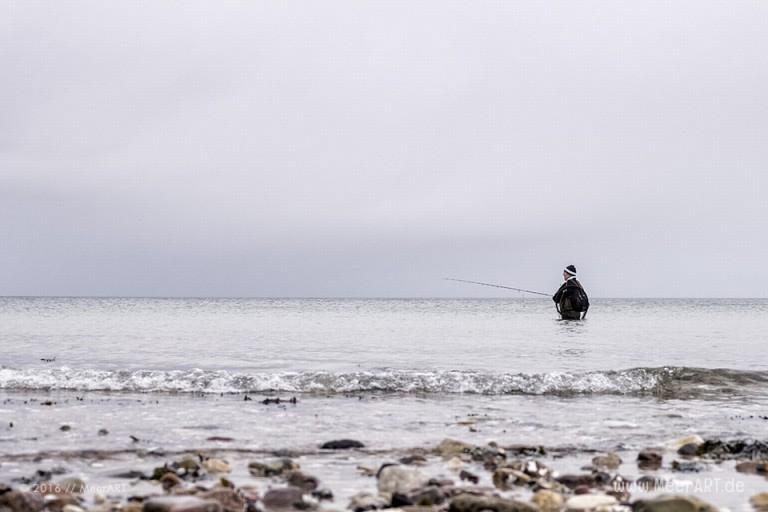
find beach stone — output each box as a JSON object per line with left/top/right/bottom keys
{"left": 736, "top": 460, "right": 768, "bottom": 474}
{"left": 0, "top": 491, "right": 45, "bottom": 512}
{"left": 286, "top": 471, "right": 319, "bottom": 492}
{"left": 592, "top": 453, "right": 622, "bottom": 470}
{"left": 448, "top": 493, "right": 538, "bottom": 512}
{"left": 458, "top": 470, "right": 479, "bottom": 484}
{"left": 636, "top": 450, "right": 662, "bottom": 470}
{"left": 696, "top": 439, "right": 768, "bottom": 460}
{"left": 378, "top": 466, "right": 429, "bottom": 496}
{"left": 202, "top": 458, "right": 231, "bottom": 474}
{"left": 634, "top": 476, "right": 665, "bottom": 491}
{"left": 436, "top": 439, "right": 473, "bottom": 459}
{"left": 566, "top": 495, "right": 617, "bottom": 511}
{"left": 143, "top": 497, "right": 222, "bottom": 512}
{"left": 750, "top": 492, "right": 768, "bottom": 511}
{"left": 676, "top": 444, "right": 698, "bottom": 457}
{"left": 348, "top": 492, "right": 388, "bottom": 512}
{"left": 61, "top": 506, "right": 84, "bottom": 512}
{"left": 631, "top": 496, "right": 717, "bottom": 512}
{"left": 261, "top": 488, "right": 311, "bottom": 511}
{"left": 400, "top": 455, "right": 428, "bottom": 466}
{"left": 664, "top": 435, "right": 704, "bottom": 451}
{"left": 670, "top": 460, "right": 706, "bottom": 472}
{"left": 160, "top": 473, "right": 184, "bottom": 491}
{"left": 493, "top": 468, "right": 530, "bottom": 489}
{"left": 199, "top": 488, "right": 245, "bottom": 512}
{"left": 556, "top": 474, "right": 597, "bottom": 490}
{"left": 248, "top": 459, "right": 299, "bottom": 477}
{"left": 532, "top": 490, "right": 564, "bottom": 512}
{"left": 408, "top": 486, "right": 447, "bottom": 507}
{"left": 320, "top": 439, "right": 364, "bottom": 450}
{"left": 446, "top": 457, "right": 464, "bottom": 471}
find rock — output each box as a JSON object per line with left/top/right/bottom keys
{"left": 436, "top": 439, "right": 473, "bottom": 459}
{"left": 493, "top": 468, "right": 530, "bottom": 489}
{"left": 696, "top": 439, "right": 768, "bottom": 460}
{"left": 248, "top": 459, "right": 299, "bottom": 477}
{"left": 750, "top": 492, "right": 768, "bottom": 511}
{"left": 631, "top": 495, "right": 717, "bottom": 512}
{"left": 377, "top": 465, "right": 429, "bottom": 496}
{"left": 399, "top": 455, "right": 428, "bottom": 466}
{"left": 348, "top": 492, "right": 388, "bottom": 512}
{"left": 565, "top": 494, "right": 617, "bottom": 511}
{"left": 676, "top": 444, "right": 698, "bottom": 457}
{"left": 199, "top": 488, "right": 245, "bottom": 512}
{"left": 636, "top": 449, "right": 662, "bottom": 470}
{"left": 409, "top": 486, "right": 447, "bottom": 507}
{"left": 320, "top": 439, "right": 364, "bottom": 450}
{"left": 446, "top": 457, "right": 464, "bottom": 471}
{"left": 261, "top": 487, "right": 312, "bottom": 511}
{"left": 62, "top": 506, "right": 84, "bottom": 512}
{"left": 0, "top": 491, "right": 45, "bottom": 512}
{"left": 59, "top": 425, "right": 71, "bottom": 432}
{"left": 670, "top": 460, "right": 706, "bottom": 472}
{"left": 458, "top": 470, "right": 479, "bottom": 484}
{"left": 202, "top": 458, "right": 231, "bottom": 474}
{"left": 143, "top": 497, "right": 222, "bottom": 512}
{"left": 664, "top": 435, "right": 704, "bottom": 451}
{"left": 735, "top": 461, "right": 768, "bottom": 475}
{"left": 160, "top": 473, "right": 183, "bottom": 491}
{"left": 592, "top": 453, "right": 622, "bottom": 470}
{"left": 286, "top": 471, "right": 319, "bottom": 492}
{"left": 310, "top": 489, "right": 332, "bottom": 502}
{"left": 109, "top": 470, "right": 147, "bottom": 479}
{"left": 532, "top": 490, "right": 564, "bottom": 512}
{"left": 97, "top": 428, "right": 109, "bottom": 436}
{"left": 448, "top": 493, "right": 539, "bottom": 512}
{"left": 555, "top": 474, "right": 597, "bottom": 490}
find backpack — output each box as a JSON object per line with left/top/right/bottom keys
{"left": 570, "top": 287, "right": 590, "bottom": 312}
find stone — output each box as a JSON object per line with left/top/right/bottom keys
{"left": 160, "top": 473, "right": 183, "bottom": 491}
{"left": 736, "top": 461, "right": 768, "bottom": 475}
{"left": 446, "top": 457, "right": 464, "bottom": 471}
{"left": 143, "top": 496, "right": 222, "bottom": 512}
{"left": 566, "top": 495, "right": 617, "bottom": 511}
{"left": 592, "top": 453, "right": 622, "bottom": 470}
{"left": 261, "top": 488, "right": 311, "bottom": 511}
{"left": 377, "top": 466, "right": 429, "bottom": 496}
{"left": 634, "top": 476, "right": 665, "bottom": 491}
{"left": 670, "top": 460, "right": 706, "bottom": 472}
{"left": 202, "top": 459, "right": 231, "bottom": 474}
{"left": 409, "top": 486, "right": 446, "bottom": 507}
{"left": 320, "top": 439, "right": 364, "bottom": 450}
{"left": 286, "top": 471, "right": 319, "bottom": 492}
{"left": 458, "top": 470, "right": 479, "bottom": 484}
{"left": 631, "top": 495, "right": 717, "bottom": 512}
{"left": 556, "top": 474, "right": 597, "bottom": 490}
{"left": 448, "top": 493, "right": 539, "bottom": 512}
{"left": 248, "top": 459, "right": 299, "bottom": 478}
{"left": 436, "top": 439, "right": 473, "bottom": 459}
{"left": 493, "top": 468, "right": 530, "bottom": 489}
{"left": 532, "top": 490, "right": 564, "bottom": 512}
{"left": 399, "top": 455, "right": 428, "bottom": 466}
{"left": 664, "top": 435, "right": 704, "bottom": 451}
{"left": 636, "top": 450, "right": 662, "bottom": 471}
{"left": 750, "top": 492, "right": 768, "bottom": 511}
{"left": 348, "top": 492, "right": 388, "bottom": 512}
{"left": 62, "top": 506, "right": 84, "bottom": 512}
{"left": 0, "top": 491, "right": 45, "bottom": 512}
{"left": 199, "top": 488, "right": 245, "bottom": 512}
{"left": 696, "top": 439, "right": 768, "bottom": 460}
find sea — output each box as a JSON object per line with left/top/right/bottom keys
{"left": 1, "top": 297, "right": 767, "bottom": 507}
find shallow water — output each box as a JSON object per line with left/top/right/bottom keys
{"left": 1, "top": 298, "right": 767, "bottom": 508}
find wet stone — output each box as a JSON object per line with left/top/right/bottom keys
{"left": 592, "top": 453, "right": 622, "bottom": 470}
{"left": 143, "top": 496, "right": 222, "bottom": 512}
{"left": 448, "top": 493, "right": 539, "bottom": 512}
{"left": 320, "top": 439, "right": 364, "bottom": 450}
{"left": 631, "top": 495, "right": 717, "bottom": 512}
{"left": 636, "top": 450, "right": 662, "bottom": 471}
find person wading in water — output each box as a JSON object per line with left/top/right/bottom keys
{"left": 552, "top": 265, "right": 589, "bottom": 320}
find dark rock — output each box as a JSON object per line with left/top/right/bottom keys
{"left": 671, "top": 460, "right": 706, "bottom": 472}
{"left": 206, "top": 437, "right": 234, "bottom": 443}
{"left": 458, "top": 470, "right": 479, "bottom": 484}
{"left": 677, "top": 443, "right": 698, "bottom": 457}
{"left": 320, "top": 439, "right": 364, "bottom": 450}
{"left": 286, "top": 471, "right": 319, "bottom": 492}
{"left": 399, "top": 455, "right": 428, "bottom": 466}
{"left": 109, "top": 470, "right": 147, "bottom": 479}
{"left": 390, "top": 493, "right": 413, "bottom": 508}
{"left": 143, "top": 496, "right": 222, "bottom": 512}
{"left": 448, "top": 493, "right": 539, "bottom": 512}
{"left": 637, "top": 449, "right": 662, "bottom": 470}
{"left": 696, "top": 439, "right": 768, "bottom": 460}
{"left": 262, "top": 488, "right": 312, "bottom": 511}
{"left": 160, "top": 473, "right": 183, "bottom": 491}
{"left": 573, "top": 485, "right": 591, "bottom": 495}
{"left": 347, "top": 492, "right": 387, "bottom": 512}
{"left": 409, "top": 486, "right": 446, "bottom": 506}
{"left": 0, "top": 491, "right": 45, "bottom": 512}
{"left": 555, "top": 474, "right": 597, "bottom": 489}
{"left": 635, "top": 476, "right": 665, "bottom": 491}
{"left": 59, "top": 425, "right": 71, "bottom": 432}
{"left": 97, "top": 429, "right": 109, "bottom": 436}
{"left": 310, "top": 489, "right": 332, "bottom": 501}
{"left": 631, "top": 495, "right": 717, "bottom": 512}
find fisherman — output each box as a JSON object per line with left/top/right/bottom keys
{"left": 552, "top": 265, "right": 589, "bottom": 320}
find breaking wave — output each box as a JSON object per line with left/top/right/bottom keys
{"left": 0, "top": 366, "right": 765, "bottom": 398}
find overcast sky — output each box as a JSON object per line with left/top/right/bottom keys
{"left": 1, "top": 1, "right": 767, "bottom": 297}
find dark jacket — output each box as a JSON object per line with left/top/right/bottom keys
{"left": 553, "top": 278, "right": 589, "bottom": 317}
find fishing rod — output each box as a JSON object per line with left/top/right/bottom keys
{"left": 444, "top": 278, "right": 549, "bottom": 296}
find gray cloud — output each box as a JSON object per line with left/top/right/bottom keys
{"left": 1, "top": 0, "right": 767, "bottom": 297}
